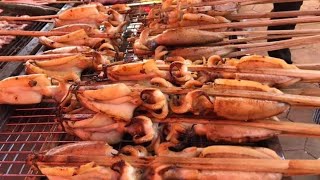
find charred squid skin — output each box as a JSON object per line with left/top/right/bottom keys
{"left": 146, "top": 39, "right": 158, "bottom": 51}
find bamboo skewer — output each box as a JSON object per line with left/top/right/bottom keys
{"left": 296, "top": 63, "right": 320, "bottom": 70}
{"left": 3, "top": 0, "right": 83, "bottom": 4}
{"left": 241, "top": 0, "right": 308, "bottom": 6}
{"left": 0, "top": 53, "right": 78, "bottom": 62}
{"left": 0, "top": 29, "right": 116, "bottom": 38}
{"left": 226, "top": 10, "right": 320, "bottom": 21}
{"left": 153, "top": 88, "right": 320, "bottom": 106}
{"left": 157, "top": 118, "right": 320, "bottom": 137}
{"left": 32, "top": 154, "right": 320, "bottom": 176}
{"left": 222, "top": 34, "right": 320, "bottom": 49}
{"left": 226, "top": 34, "right": 320, "bottom": 57}
{"left": 208, "top": 33, "right": 317, "bottom": 46}
{"left": 61, "top": 113, "right": 320, "bottom": 138}
{"left": 0, "top": 14, "right": 58, "bottom": 21}
{"left": 161, "top": 16, "right": 320, "bottom": 31}
{"left": 182, "top": 0, "right": 305, "bottom": 9}
{"left": 157, "top": 63, "right": 320, "bottom": 81}
{"left": 0, "top": 30, "right": 66, "bottom": 37}
{"left": 75, "top": 84, "right": 320, "bottom": 106}
{"left": 282, "top": 88, "right": 320, "bottom": 96}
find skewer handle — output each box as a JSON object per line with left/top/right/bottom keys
{"left": 226, "top": 10, "right": 320, "bottom": 21}
{"left": 34, "top": 154, "right": 320, "bottom": 176}
{"left": 0, "top": 14, "right": 58, "bottom": 21}
{"left": 0, "top": 53, "right": 78, "bottom": 62}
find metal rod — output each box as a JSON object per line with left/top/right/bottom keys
{"left": 5, "top": 122, "right": 58, "bottom": 126}
{"left": 0, "top": 132, "right": 65, "bottom": 135}
{"left": 0, "top": 140, "right": 75, "bottom": 144}
{"left": 9, "top": 115, "right": 56, "bottom": 119}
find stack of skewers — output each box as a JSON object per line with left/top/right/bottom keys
{"left": 1, "top": 0, "right": 320, "bottom": 179}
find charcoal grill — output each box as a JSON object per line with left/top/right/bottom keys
{"left": 0, "top": 2, "right": 288, "bottom": 179}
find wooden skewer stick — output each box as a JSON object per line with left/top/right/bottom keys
{"left": 0, "top": 29, "right": 116, "bottom": 38}
{"left": 157, "top": 118, "right": 320, "bottom": 137}
{"left": 219, "top": 29, "right": 320, "bottom": 36}
{"left": 181, "top": 0, "right": 304, "bottom": 9}
{"left": 226, "top": 10, "right": 320, "bottom": 21}
{"left": 157, "top": 63, "right": 320, "bottom": 81}
{"left": 0, "top": 53, "right": 78, "bottom": 62}
{"left": 296, "top": 63, "right": 320, "bottom": 70}
{"left": 0, "top": 14, "right": 59, "bottom": 21}
{"left": 241, "top": 0, "right": 308, "bottom": 6}
{"left": 282, "top": 88, "right": 320, "bottom": 96}
{"left": 61, "top": 113, "right": 320, "bottom": 137}
{"left": 208, "top": 33, "right": 317, "bottom": 46}
{"left": 222, "top": 34, "right": 320, "bottom": 49}
{"left": 166, "top": 16, "right": 320, "bottom": 31}
{"left": 157, "top": 87, "right": 320, "bottom": 106}
{"left": 4, "top": 0, "right": 83, "bottom": 4}
{"left": 34, "top": 154, "right": 320, "bottom": 176}
{"left": 226, "top": 34, "right": 320, "bottom": 58}
{"left": 74, "top": 84, "right": 320, "bottom": 107}
{"left": 0, "top": 30, "right": 66, "bottom": 37}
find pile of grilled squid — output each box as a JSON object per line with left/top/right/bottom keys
{"left": 132, "top": 0, "right": 238, "bottom": 58}
{"left": 4, "top": 54, "right": 318, "bottom": 179}
{"left": 1, "top": 1, "right": 320, "bottom": 179}
{"left": 21, "top": 3, "right": 131, "bottom": 82}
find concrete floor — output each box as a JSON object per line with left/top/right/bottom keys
{"left": 239, "top": 1, "right": 320, "bottom": 179}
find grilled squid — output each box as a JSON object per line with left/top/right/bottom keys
{"left": 150, "top": 77, "right": 174, "bottom": 88}
{"left": 164, "top": 123, "right": 193, "bottom": 144}
{"left": 120, "top": 145, "right": 148, "bottom": 157}
{"left": 170, "top": 90, "right": 213, "bottom": 115}
{"left": 140, "top": 89, "right": 169, "bottom": 119}
{"left": 169, "top": 61, "right": 194, "bottom": 85}
{"left": 54, "top": 3, "right": 109, "bottom": 27}
{"left": 0, "top": 74, "right": 69, "bottom": 104}
{"left": 145, "top": 145, "right": 282, "bottom": 180}
{"left": 25, "top": 54, "right": 104, "bottom": 82}
{"left": 76, "top": 84, "right": 140, "bottom": 121}
{"left": 156, "top": 142, "right": 202, "bottom": 157}
{"left": 36, "top": 141, "right": 121, "bottom": 180}
{"left": 194, "top": 124, "right": 281, "bottom": 143}
{"left": 107, "top": 60, "right": 169, "bottom": 81}
{"left": 125, "top": 116, "right": 156, "bottom": 144}
{"left": 63, "top": 113, "right": 126, "bottom": 144}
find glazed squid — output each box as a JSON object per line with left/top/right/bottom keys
{"left": 78, "top": 85, "right": 168, "bottom": 120}
{"left": 105, "top": 59, "right": 169, "bottom": 81}
{"left": 133, "top": 28, "right": 224, "bottom": 55}
{"left": 147, "top": 145, "right": 282, "bottom": 180}
{"left": 34, "top": 141, "right": 137, "bottom": 180}
{"left": 0, "top": 74, "right": 68, "bottom": 104}
{"left": 163, "top": 121, "right": 281, "bottom": 144}
{"left": 25, "top": 54, "right": 109, "bottom": 82}
{"left": 39, "top": 29, "right": 109, "bottom": 49}
{"left": 146, "top": 1, "right": 231, "bottom": 31}
{"left": 173, "top": 89, "right": 287, "bottom": 121}
{"left": 62, "top": 113, "right": 157, "bottom": 145}
{"left": 54, "top": 3, "right": 125, "bottom": 27}
{"left": 161, "top": 55, "right": 304, "bottom": 87}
